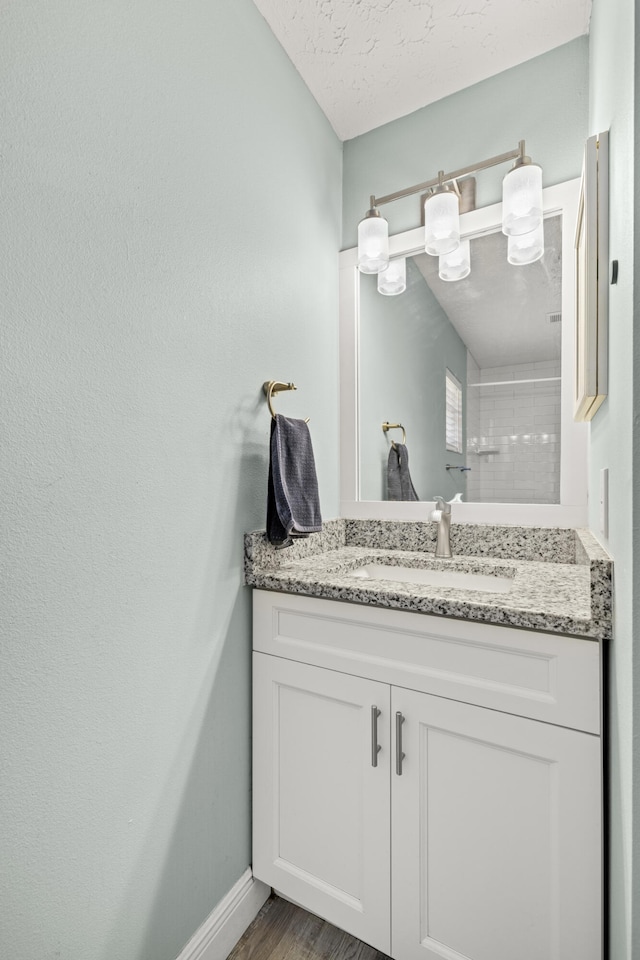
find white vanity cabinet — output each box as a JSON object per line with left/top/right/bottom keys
{"left": 252, "top": 590, "right": 603, "bottom": 960}
{"left": 253, "top": 654, "right": 392, "bottom": 951}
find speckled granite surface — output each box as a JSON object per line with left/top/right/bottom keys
{"left": 344, "top": 519, "right": 578, "bottom": 563}
{"left": 244, "top": 520, "right": 612, "bottom": 640}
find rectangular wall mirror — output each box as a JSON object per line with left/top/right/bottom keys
{"left": 339, "top": 179, "right": 588, "bottom": 526}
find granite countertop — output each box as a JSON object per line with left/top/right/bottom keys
{"left": 244, "top": 519, "right": 613, "bottom": 641}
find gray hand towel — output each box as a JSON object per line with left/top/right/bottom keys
{"left": 387, "top": 443, "right": 419, "bottom": 501}
{"left": 267, "top": 414, "right": 322, "bottom": 547}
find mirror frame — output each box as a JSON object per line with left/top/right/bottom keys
{"left": 339, "top": 178, "right": 588, "bottom": 526}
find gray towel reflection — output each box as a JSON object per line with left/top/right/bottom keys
{"left": 387, "top": 443, "right": 419, "bottom": 501}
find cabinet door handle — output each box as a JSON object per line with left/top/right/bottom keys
{"left": 371, "top": 705, "right": 382, "bottom": 767}
{"left": 395, "top": 711, "right": 406, "bottom": 776}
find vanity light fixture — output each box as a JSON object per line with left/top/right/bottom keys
{"left": 358, "top": 140, "right": 544, "bottom": 288}
{"left": 439, "top": 239, "right": 471, "bottom": 282}
{"left": 357, "top": 199, "right": 389, "bottom": 274}
{"left": 377, "top": 257, "right": 407, "bottom": 295}
{"left": 502, "top": 144, "right": 543, "bottom": 237}
{"left": 424, "top": 173, "right": 460, "bottom": 256}
{"left": 507, "top": 220, "right": 545, "bottom": 265}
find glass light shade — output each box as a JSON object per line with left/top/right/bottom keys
{"left": 424, "top": 190, "right": 460, "bottom": 256}
{"left": 377, "top": 258, "right": 406, "bottom": 295}
{"left": 507, "top": 221, "right": 545, "bottom": 265}
{"left": 502, "top": 163, "right": 543, "bottom": 236}
{"left": 357, "top": 214, "right": 389, "bottom": 273}
{"left": 439, "top": 239, "right": 471, "bottom": 282}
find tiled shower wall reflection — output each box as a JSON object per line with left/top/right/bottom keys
{"left": 466, "top": 359, "right": 561, "bottom": 504}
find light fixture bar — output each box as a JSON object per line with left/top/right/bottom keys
{"left": 371, "top": 141, "right": 526, "bottom": 209}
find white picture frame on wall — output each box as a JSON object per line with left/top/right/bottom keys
{"left": 574, "top": 130, "right": 609, "bottom": 422}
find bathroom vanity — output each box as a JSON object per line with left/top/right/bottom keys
{"left": 242, "top": 167, "right": 614, "bottom": 960}
{"left": 245, "top": 519, "right": 611, "bottom": 960}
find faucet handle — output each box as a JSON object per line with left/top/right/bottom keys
{"left": 431, "top": 495, "right": 451, "bottom": 514}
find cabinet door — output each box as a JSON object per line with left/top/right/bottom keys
{"left": 253, "top": 653, "right": 391, "bottom": 953}
{"left": 391, "top": 688, "right": 602, "bottom": 960}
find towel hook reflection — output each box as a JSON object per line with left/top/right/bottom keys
{"left": 382, "top": 421, "right": 407, "bottom": 448}
{"left": 263, "top": 381, "right": 310, "bottom": 423}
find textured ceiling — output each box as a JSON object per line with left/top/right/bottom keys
{"left": 252, "top": 0, "right": 592, "bottom": 141}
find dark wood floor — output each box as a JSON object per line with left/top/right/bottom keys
{"left": 227, "top": 895, "right": 391, "bottom": 960}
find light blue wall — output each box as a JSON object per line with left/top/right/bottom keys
{"left": 0, "top": 2, "right": 341, "bottom": 959}
{"left": 588, "top": 1, "right": 638, "bottom": 956}
{"left": 342, "top": 37, "right": 589, "bottom": 249}
{"left": 359, "top": 260, "right": 467, "bottom": 501}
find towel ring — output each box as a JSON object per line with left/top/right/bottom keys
{"left": 382, "top": 421, "right": 406, "bottom": 447}
{"left": 263, "top": 381, "right": 310, "bottom": 423}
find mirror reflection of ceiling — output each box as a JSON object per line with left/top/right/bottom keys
{"left": 251, "top": 0, "right": 592, "bottom": 139}
{"left": 412, "top": 216, "right": 562, "bottom": 368}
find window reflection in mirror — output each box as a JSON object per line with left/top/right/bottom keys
{"left": 358, "top": 216, "right": 562, "bottom": 504}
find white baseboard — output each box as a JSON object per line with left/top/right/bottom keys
{"left": 176, "top": 868, "right": 271, "bottom": 960}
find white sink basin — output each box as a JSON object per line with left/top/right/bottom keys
{"left": 349, "top": 564, "right": 513, "bottom": 594}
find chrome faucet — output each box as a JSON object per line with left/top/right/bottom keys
{"left": 430, "top": 495, "right": 453, "bottom": 558}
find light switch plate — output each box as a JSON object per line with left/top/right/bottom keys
{"left": 600, "top": 468, "right": 609, "bottom": 539}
